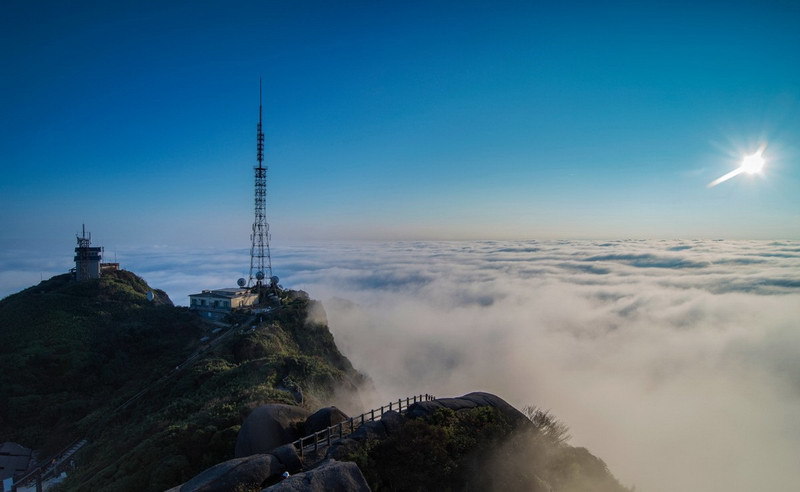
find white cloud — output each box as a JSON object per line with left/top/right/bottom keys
{"left": 3, "top": 239, "right": 799, "bottom": 491}
{"left": 273, "top": 239, "right": 800, "bottom": 492}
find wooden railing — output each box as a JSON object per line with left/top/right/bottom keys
{"left": 292, "top": 394, "right": 435, "bottom": 458}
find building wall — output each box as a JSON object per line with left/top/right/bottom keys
{"left": 189, "top": 296, "right": 231, "bottom": 311}
{"left": 76, "top": 259, "right": 101, "bottom": 281}
{"left": 231, "top": 293, "right": 258, "bottom": 308}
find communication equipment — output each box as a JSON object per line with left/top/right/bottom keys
{"left": 247, "top": 80, "right": 273, "bottom": 290}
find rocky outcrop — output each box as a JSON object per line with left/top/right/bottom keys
{"left": 172, "top": 444, "right": 303, "bottom": 492}
{"left": 405, "top": 391, "right": 527, "bottom": 425}
{"left": 262, "top": 459, "right": 370, "bottom": 492}
{"left": 175, "top": 454, "right": 282, "bottom": 492}
{"left": 235, "top": 404, "right": 311, "bottom": 458}
{"left": 326, "top": 410, "right": 404, "bottom": 460}
{"left": 303, "top": 406, "right": 349, "bottom": 435}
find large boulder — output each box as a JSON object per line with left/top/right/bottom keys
{"left": 270, "top": 444, "right": 303, "bottom": 474}
{"left": 172, "top": 445, "right": 303, "bottom": 492}
{"left": 303, "top": 406, "right": 349, "bottom": 435}
{"left": 349, "top": 420, "right": 386, "bottom": 442}
{"left": 262, "top": 459, "right": 370, "bottom": 492}
{"left": 325, "top": 438, "right": 360, "bottom": 461}
{"left": 378, "top": 410, "right": 404, "bottom": 436}
{"left": 325, "top": 410, "right": 405, "bottom": 460}
{"left": 235, "top": 404, "right": 311, "bottom": 458}
{"left": 405, "top": 392, "right": 527, "bottom": 425}
{"left": 178, "top": 454, "right": 283, "bottom": 492}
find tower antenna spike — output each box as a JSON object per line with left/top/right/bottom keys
{"left": 256, "top": 78, "right": 264, "bottom": 170}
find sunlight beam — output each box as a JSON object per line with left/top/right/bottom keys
{"left": 707, "top": 167, "right": 744, "bottom": 188}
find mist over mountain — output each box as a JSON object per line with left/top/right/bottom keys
{"left": 2, "top": 239, "right": 799, "bottom": 491}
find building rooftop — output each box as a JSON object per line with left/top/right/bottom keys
{"left": 189, "top": 288, "right": 254, "bottom": 299}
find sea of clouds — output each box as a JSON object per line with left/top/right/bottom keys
{"left": 3, "top": 239, "right": 799, "bottom": 491}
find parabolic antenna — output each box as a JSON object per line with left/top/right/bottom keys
{"left": 237, "top": 278, "right": 246, "bottom": 287}
{"left": 146, "top": 291, "right": 154, "bottom": 302}
{"left": 270, "top": 276, "right": 280, "bottom": 285}
{"left": 256, "top": 271, "right": 265, "bottom": 280}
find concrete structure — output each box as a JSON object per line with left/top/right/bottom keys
{"left": 189, "top": 288, "right": 258, "bottom": 318}
{"left": 73, "top": 225, "right": 102, "bottom": 281}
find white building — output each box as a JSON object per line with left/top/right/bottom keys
{"left": 188, "top": 288, "right": 258, "bottom": 318}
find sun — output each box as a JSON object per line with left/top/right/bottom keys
{"left": 740, "top": 149, "right": 765, "bottom": 174}
{"left": 707, "top": 144, "right": 768, "bottom": 187}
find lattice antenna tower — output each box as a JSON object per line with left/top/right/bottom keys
{"left": 248, "top": 80, "right": 273, "bottom": 290}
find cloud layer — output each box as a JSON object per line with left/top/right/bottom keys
{"left": 275, "top": 239, "right": 800, "bottom": 492}
{"left": 3, "top": 239, "right": 799, "bottom": 491}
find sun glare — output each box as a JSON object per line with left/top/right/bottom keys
{"left": 707, "top": 144, "right": 767, "bottom": 188}
{"left": 740, "top": 150, "right": 765, "bottom": 174}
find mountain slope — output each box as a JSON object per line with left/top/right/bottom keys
{"left": 0, "top": 271, "right": 365, "bottom": 490}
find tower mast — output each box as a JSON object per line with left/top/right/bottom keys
{"left": 248, "top": 79, "right": 272, "bottom": 292}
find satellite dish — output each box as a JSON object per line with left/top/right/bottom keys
{"left": 237, "top": 278, "right": 246, "bottom": 287}
{"left": 270, "top": 276, "right": 280, "bottom": 285}
{"left": 255, "top": 271, "right": 265, "bottom": 280}
{"left": 146, "top": 291, "right": 154, "bottom": 302}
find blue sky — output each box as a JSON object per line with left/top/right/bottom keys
{"left": 2, "top": 1, "right": 799, "bottom": 250}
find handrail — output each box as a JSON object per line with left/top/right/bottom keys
{"left": 291, "top": 394, "right": 435, "bottom": 458}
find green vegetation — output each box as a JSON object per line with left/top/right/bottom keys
{"left": 346, "top": 406, "right": 630, "bottom": 492}
{"left": 0, "top": 271, "right": 364, "bottom": 491}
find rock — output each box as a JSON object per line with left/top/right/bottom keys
{"left": 405, "top": 392, "right": 527, "bottom": 425}
{"left": 378, "top": 410, "right": 404, "bottom": 436}
{"left": 460, "top": 392, "right": 528, "bottom": 424}
{"left": 235, "top": 404, "right": 311, "bottom": 458}
{"left": 270, "top": 444, "right": 302, "bottom": 474}
{"left": 325, "top": 438, "right": 360, "bottom": 461}
{"left": 303, "top": 406, "right": 349, "bottom": 435}
{"left": 179, "top": 454, "right": 283, "bottom": 492}
{"left": 349, "top": 420, "right": 386, "bottom": 441}
{"left": 261, "top": 459, "right": 370, "bottom": 492}
{"left": 324, "top": 410, "right": 403, "bottom": 460}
